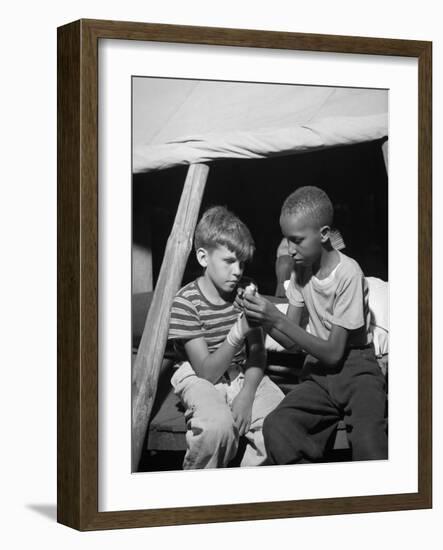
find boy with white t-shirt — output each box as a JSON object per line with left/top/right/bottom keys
{"left": 241, "top": 186, "right": 388, "bottom": 463}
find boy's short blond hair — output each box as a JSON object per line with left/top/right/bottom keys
{"left": 194, "top": 206, "right": 255, "bottom": 262}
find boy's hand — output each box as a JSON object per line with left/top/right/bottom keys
{"left": 231, "top": 390, "right": 254, "bottom": 436}
{"left": 243, "top": 292, "right": 281, "bottom": 330}
{"left": 234, "top": 282, "right": 256, "bottom": 310}
{"left": 227, "top": 310, "right": 252, "bottom": 348}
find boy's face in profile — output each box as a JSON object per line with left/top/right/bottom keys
{"left": 280, "top": 212, "right": 324, "bottom": 267}
{"left": 197, "top": 244, "right": 245, "bottom": 295}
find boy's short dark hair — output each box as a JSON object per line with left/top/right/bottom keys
{"left": 281, "top": 186, "right": 334, "bottom": 227}
{"left": 194, "top": 206, "right": 255, "bottom": 262}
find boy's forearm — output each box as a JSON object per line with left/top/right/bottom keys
{"left": 241, "top": 364, "right": 264, "bottom": 398}
{"left": 199, "top": 312, "right": 251, "bottom": 383}
{"left": 198, "top": 340, "right": 241, "bottom": 383}
{"left": 267, "top": 325, "right": 301, "bottom": 351}
{"left": 264, "top": 308, "right": 303, "bottom": 351}
{"left": 242, "top": 328, "right": 266, "bottom": 395}
{"left": 271, "top": 315, "right": 343, "bottom": 365}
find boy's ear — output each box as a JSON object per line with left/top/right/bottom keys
{"left": 196, "top": 247, "right": 209, "bottom": 268}
{"left": 319, "top": 225, "right": 331, "bottom": 244}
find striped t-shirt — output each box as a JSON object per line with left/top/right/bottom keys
{"left": 168, "top": 279, "right": 246, "bottom": 373}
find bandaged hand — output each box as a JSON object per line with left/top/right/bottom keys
{"left": 227, "top": 283, "right": 257, "bottom": 348}
{"left": 226, "top": 312, "right": 249, "bottom": 348}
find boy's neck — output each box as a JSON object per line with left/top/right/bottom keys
{"left": 198, "top": 273, "right": 231, "bottom": 305}
{"left": 311, "top": 246, "right": 340, "bottom": 280}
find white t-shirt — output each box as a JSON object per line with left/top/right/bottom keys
{"left": 286, "top": 251, "right": 372, "bottom": 347}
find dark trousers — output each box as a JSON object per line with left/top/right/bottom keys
{"left": 263, "top": 347, "right": 388, "bottom": 464}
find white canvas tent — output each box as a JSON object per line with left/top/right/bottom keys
{"left": 133, "top": 80, "right": 388, "bottom": 172}
{"left": 131, "top": 79, "right": 388, "bottom": 469}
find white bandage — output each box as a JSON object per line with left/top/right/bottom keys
{"left": 227, "top": 313, "right": 248, "bottom": 348}
{"left": 227, "top": 282, "right": 257, "bottom": 348}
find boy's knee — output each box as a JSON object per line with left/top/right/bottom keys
{"left": 199, "top": 410, "right": 237, "bottom": 447}
{"left": 263, "top": 408, "right": 312, "bottom": 464}
{"left": 263, "top": 408, "right": 278, "bottom": 437}
{"left": 263, "top": 408, "right": 288, "bottom": 448}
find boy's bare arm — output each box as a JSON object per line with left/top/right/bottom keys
{"left": 231, "top": 327, "right": 265, "bottom": 435}
{"left": 275, "top": 255, "right": 293, "bottom": 297}
{"left": 242, "top": 327, "right": 266, "bottom": 393}
{"left": 269, "top": 304, "right": 304, "bottom": 351}
{"left": 270, "top": 316, "right": 348, "bottom": 366}
{"left": 244, "top": 293, "right": 349, "bottom": 366}
{"left": 184, "top": 336, "right": 242, "bottom": 384}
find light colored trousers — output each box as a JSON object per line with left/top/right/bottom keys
{"left": 171, "top": 362, "right": 285, "bottom": 469}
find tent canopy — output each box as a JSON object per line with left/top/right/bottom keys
{"left": 133, "top": 79, "right": 388, "bottom": 172}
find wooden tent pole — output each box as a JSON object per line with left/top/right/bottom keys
{"left": 132, "top": 163, "right": 209, "bottom": 471}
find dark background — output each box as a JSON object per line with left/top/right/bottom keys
{"left": 133, "top": 138, "right": 388, "bottom": 297}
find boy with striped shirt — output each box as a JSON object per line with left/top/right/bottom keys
{"left": 168, "top": 206, "right": 284, "bottom": 469}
